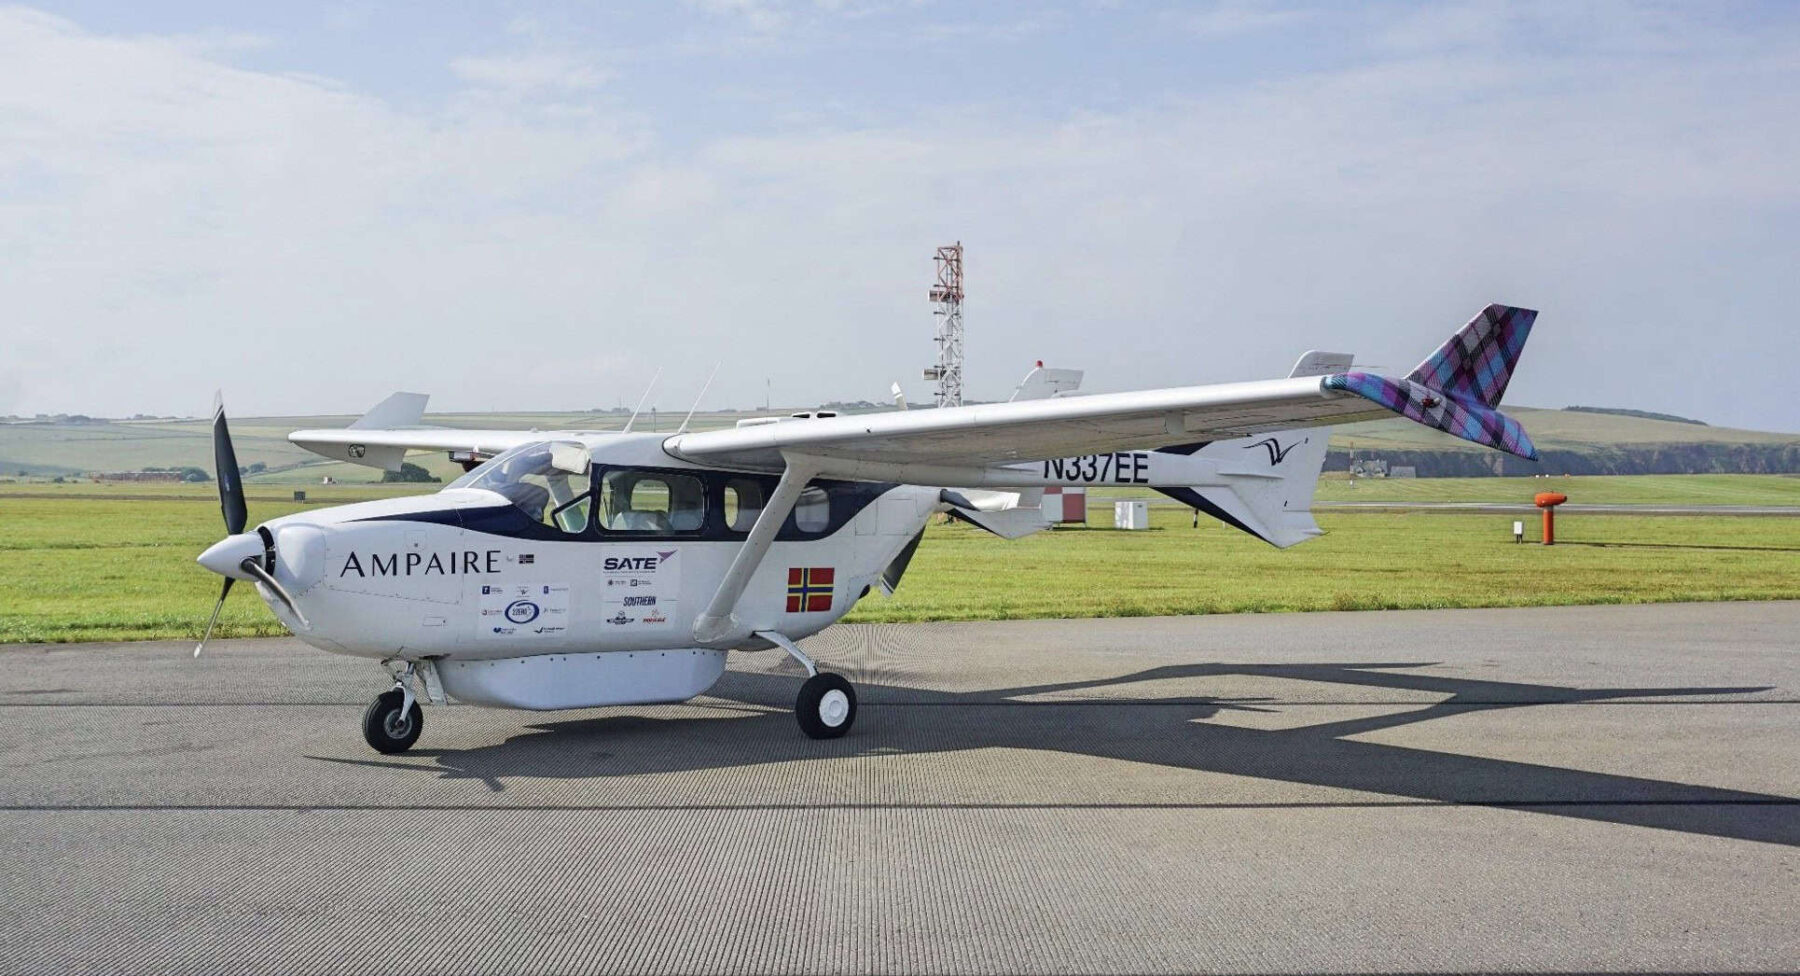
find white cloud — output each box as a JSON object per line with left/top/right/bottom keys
{"left": 683, "top": 0, "right": 792, "bottom": 34}
{"left": 2, "top": 4, "right": 1798, "bottom": 432}
{"left": 1167, "top": 2, "right": 1311, "bottom": 39}
{"left": 449, "top": 52, "right": 612, "bottom": 92}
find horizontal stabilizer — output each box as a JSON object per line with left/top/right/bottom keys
{"left": 1152, "top": 428, "right": 1331, "bottom": 548}
{"left": 940, "top": 488, "right": 1054, "bottom": 539}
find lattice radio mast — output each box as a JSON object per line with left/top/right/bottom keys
{"left": 922, "top": 242, "right": 965, "bottom": 407}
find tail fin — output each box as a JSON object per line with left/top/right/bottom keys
{"left": 1322, "top": 304, "right": 1539, "bottom": 460}
{"left": 1152, "top": 350, "right": 1346, "bottom": 548}
{"left": 349, "top": 391, "right": 429, "bottom": 430}
{"left": 1408, "top": 304, "right": 1533, "bottom": 408}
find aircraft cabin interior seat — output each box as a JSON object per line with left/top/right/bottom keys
{"left": 609, "top": 510, "right": 672, "bottom": 533}
{"left": 493, "top": 482, "right": 552, "bottom": 523}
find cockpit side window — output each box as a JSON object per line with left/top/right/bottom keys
{"left": 599, "top": 468, "right": 707, "bottom": 535}
{"left": 449, "top": 441, "right": 593, "bottom": 536}
{"left": 793, "top": 487, "right": 830, "bottom": 533}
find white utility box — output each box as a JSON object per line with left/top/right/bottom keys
{"left": 1113, "top": 500, "right": 1149, "bottom": 530}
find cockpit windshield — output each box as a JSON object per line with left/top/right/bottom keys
{"left": 447, "top": 441, "right": 593, "bottom": 533}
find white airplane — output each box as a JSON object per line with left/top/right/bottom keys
{"left": 195, "top": 304, "right": 1538, "bottom": 753}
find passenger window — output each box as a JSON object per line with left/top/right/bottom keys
{"left": 600, "top": 469, "right": 706, "bottom": 534}
{"left": 724, "top": 478, "right": 765, "bottom": 532}
{"left": 794, "top": 487, "right": 830, "bottom": 533}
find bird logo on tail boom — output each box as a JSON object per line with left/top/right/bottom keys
{"left": 1245, "top": 437, "right": 1299, "bottom": 465}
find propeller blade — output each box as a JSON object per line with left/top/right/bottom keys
{"left": 239, "top": 557, "right": 309, "bottom": 629}
{"left": 194, "top": 577, "right": 234, "bottom": 658}
{"left": 212, "top": 392, "right": 247, "bottom": 535}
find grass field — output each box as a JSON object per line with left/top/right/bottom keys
{"left": 3, "top": 482, "right": 1796, "bottom": 643}
{"left": 1312, "top": 473, "right": 1800, "bottom": 506}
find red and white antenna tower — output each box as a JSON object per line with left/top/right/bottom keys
{"left": 922, "top": 241, "right": 965, "bottom": 407}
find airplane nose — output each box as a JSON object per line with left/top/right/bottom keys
{"left": 197, "top": 532, "right": 265, "bottom": 580}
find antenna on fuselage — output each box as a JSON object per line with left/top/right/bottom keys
{"left": 676, "top": 362, "right": 723, "bottom": 435}
{"left": 621, "top": 368, "right": 663, "bottom": 433}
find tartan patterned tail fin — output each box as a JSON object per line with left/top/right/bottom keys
{"left": 1407, "top": 304, "right": 1535, "bottom": 409}
{"left": 1320, "top": 304, "right": 1539, "bottom": 460}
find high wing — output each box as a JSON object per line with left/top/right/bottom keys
{"left": 666, "top": 376, "right": 1380, "bottom": 474}
{"left": 666, "top": 304, "right": 1538, "bottom": 480}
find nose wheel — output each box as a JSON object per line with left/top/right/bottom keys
{"left": 796, "top": 672, "right": 857, "bottom": 739}
{"left": 362, "top": 688, "right": 423, "bottom": 754}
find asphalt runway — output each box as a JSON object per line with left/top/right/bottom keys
{"left": 3, "top": 603, "right": 1797, "bottom": 975}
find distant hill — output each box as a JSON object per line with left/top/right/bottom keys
{"left": 1330, "top": 406, "right": 1800, "bottom": 476}
{"left": 4, "top": 403, "right": 1796, "bottom": 483}
{"left": 1563, "top": 405, "right": 1707, "bottom": 426}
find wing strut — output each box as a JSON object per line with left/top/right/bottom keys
{"left": 692, "top": 455, "right": 821, "bottom": 644}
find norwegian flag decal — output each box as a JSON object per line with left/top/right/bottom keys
{"left": 786, "top": 567, "right": 835, "bottom": 613}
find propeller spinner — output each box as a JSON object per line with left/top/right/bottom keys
{"left": 193, "top": 394, "right": 307, "bottom": 657}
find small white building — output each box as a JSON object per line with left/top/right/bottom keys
{"left": 1114, "top": 500, "right": 1149, "bottom": 530}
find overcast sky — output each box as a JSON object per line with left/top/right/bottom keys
{"left": 3, "top": 2, "right": 1797, "bottom": 430}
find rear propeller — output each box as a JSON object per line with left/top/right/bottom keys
{"left": 194, "top": 394, "right": 306, "bottom": 658}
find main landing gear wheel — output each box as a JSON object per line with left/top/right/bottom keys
{"left": 795, "top": 672, "right": 857, "bottom": 739}
{"left": 362, "top": 689, "right": 423, "bottom": 754}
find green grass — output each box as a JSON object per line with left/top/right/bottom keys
{"left": 844, "top": 508, "right": 1800, "bottom": 623}
{"left": 1313, "top": 473, "right": 1800, "bottom": 506}
{"left": 3, "top": 484, "right": 1797, "bottom": 643}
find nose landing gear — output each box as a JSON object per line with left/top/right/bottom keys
{"left": 362, "top": 688, "right": 423, "bottom": 754}
{"left": 363, "top": 659, "right": 442, "bottom": 754}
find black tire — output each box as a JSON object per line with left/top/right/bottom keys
{"left": 362, "top": 689, "right": 423, "bottom": 754}
{"left": 795, "top": 672, "right": 857, "bottom": 739}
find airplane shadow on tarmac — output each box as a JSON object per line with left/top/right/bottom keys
{"left": 314, "top": 660, "right": 1798, "bottom": 848}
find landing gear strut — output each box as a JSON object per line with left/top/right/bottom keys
{"left": 757, "top": 630, "right": 858, "bottom": 739}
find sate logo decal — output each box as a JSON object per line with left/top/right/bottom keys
{"left": 347, "top": 444, "right": 366, "bottom": 459}
{"left": 786, "top": 567, "right": 835, "bottom": 613}
{"left": 604, "top": 550, "right": 678, "bottom": 573}
{"left": 1244, "top": 437, "right": 1300, "bottom": 466}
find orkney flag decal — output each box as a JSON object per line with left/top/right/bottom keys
{"left": 786, "top": 567, "right": 835, "bottom": 613}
